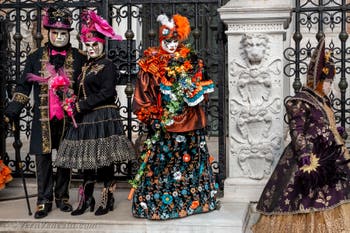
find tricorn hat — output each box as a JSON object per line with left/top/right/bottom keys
{"left": 43, "top": 7, "right": 73, "bottom": 31}
{"left": 306, "top": 38, "right": 336, "bottom": 89}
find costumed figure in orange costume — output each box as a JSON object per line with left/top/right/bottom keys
{"left": 252, "top": 38, "right": 350, "bottom": 233}
{"left": 130, "top": 13, "right": 218, "bottom": 220}
{"left": 0, "top": 160, "right": 12, "bottom": 190}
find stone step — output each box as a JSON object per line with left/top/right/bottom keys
{"left": 0, "top": 179, "right": 255, "bottom": 233}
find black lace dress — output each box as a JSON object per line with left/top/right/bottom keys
{"left": 55, "top": 55, "right": 135, "bottom": 169}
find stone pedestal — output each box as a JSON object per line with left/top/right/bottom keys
{"left": 219, "top": 0, "right": 292, "bottom": 203}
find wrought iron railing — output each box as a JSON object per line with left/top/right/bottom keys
{"left": 286, "top": 0, "right": 350, "bottom": 127}
{"left": 0, "top": 0, "right": 228, "bottom": 189}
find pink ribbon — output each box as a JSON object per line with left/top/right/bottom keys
{"left": 51, "top": 50, "right": 67, "bottom": 56}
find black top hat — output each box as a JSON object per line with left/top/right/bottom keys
{"left": 43, "top": 7, "right": 73, "bottom": 31}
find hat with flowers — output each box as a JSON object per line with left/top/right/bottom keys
{"left": 80, "top": 10, "right": 122, "bottom": 44}
{"left": 157, "top": 14, "right": 191, "bottom": 43}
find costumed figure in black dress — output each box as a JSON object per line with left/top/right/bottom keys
{"left": 5, "top": 7, "right": 86, "bottom": 219}
{"left": 252, "top": 38, "right": 350, "bottom": 233}
{"left": 55, "top": 10, "right": 135, "bottom": 216}
{"left": 130, "top": 14, "right": 218, "bottom": 220}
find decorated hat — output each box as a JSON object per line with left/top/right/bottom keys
{"left": 306, "top": 38, "right": 336, "bottom": 89}
{"left": 80, "top": 10, "right": 122, "bottom": 44}
{"left": 157, "top": 14, "right": 191, "bottom": 42}
{"left": 43, "top": 7, "right": 73, "bottom": 31}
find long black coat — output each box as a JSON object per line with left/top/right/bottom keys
{"left": 6, "top": 45, "right": 86, "bottom": 155}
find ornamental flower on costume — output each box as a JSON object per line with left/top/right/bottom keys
{"left": 162, "top": 193, "right": 173, "bottom": 205}
{"left": 27, "top": 64, "right": 77, "bottom": 127}
{"left": 0, "top": 160, "right": 13, "bottom": 190}
{"left": 159, "top": 44, "right": 215, "bottom": 127}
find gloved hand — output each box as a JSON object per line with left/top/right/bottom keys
{"left": 337, "top": 126, "right": 348, "bottom": 140}
{"left": 151, "top": 119, "right": 161, "bottom": 132}
{"left": 300, "top": 155, "right": 311, "bottom": 166}
{"left": 3, "top": 115, "right": 10, "bottom": 123}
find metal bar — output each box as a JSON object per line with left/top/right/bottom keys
{"left": 0, "top": 20, "right": 7, "bottom": 161}
{"left": 292, "top": 5, "right": 350, "bottom": 13}
{"left": 124, "top": 1, "right": 134, "bottom": 141}
{"left": 35, "top": 0, "right": 43, "bottom": 48}
{"left": 316, "top": 0, "right": 324, "bottom": 40}
{"left": 217, "top": 1, "right": 226, "bottom": 192}
{"left": 339, "top": 0, "right": 348, "bottom": 127}
{"left": 292, "top": 0, "right": 302, "bottom": 92}
{"left": 13, "top": 0, "right": 23, "bottom": 175}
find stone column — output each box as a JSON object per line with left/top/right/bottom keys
{"left": 218, "top": 0, "right": 292, "bottom": 203}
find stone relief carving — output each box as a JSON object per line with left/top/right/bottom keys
{"left": 228, "top": 23, "right": 285, "bottom": 33}
{"left": 229, "top": 33, "right": 283, "bottom": 179}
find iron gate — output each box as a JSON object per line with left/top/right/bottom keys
{"left": 0, "top": 0, "right": 228, "bottom": 190}
{"left": 286, "top": 0, "right": 350, "bottom": 128}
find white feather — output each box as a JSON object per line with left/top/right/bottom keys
{"left": 156, "top": 14, "right": 174, "bottom": 29}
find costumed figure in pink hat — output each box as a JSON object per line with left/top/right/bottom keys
{"left": 129, "top": 14, "right": 218, "bottom": 220}
{"left": 5, "top": 7, "right": 86, "bottom": 219}
{"left": 252, "top": 38, "right": 350, "bottom": 233}
{"left": 55, "top": 10, "right": 135, "bottom": 216}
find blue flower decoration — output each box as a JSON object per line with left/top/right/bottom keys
{"left": 181, "top": 189, "right": 188, "bottom": 195}
{"left": 162, "top": 194, "right": 173, "bottom": 205}
{"left": 154, "top": 193, "right": 160, "bottom": 199}
{"left": 175, "top": 135, "right": 186, "bottom": 142}
{"left": 162, "top": 145, "right": 169, "bottom": 153}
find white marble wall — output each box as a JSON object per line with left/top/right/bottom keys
{"left": 219, "top": 0, "right": 293, "bottom": 203}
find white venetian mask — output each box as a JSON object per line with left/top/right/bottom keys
{"left": 85, "top": 41, "right": 104, "bottom": 59}
{"left": 49, "top": 29, "right": 69, "bottom": 47}
{"left": 161, "top": 39, "right": 179, "bottom": 54}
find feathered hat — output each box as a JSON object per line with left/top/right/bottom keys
{"left": 80, "top": 10, "right": 122, "bottom": 44}
{"left": 157, "top": 14, "right": 191, "bottom": 42}
{"left": 306, "top": 38, "right": 336, "bottom": 89}
{"left": 43, "top": 7, "right": 73, "bottom": 31}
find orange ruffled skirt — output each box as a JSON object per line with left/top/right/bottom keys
{"left": 252, "top": 203, "right": 350, "bottom": 233}
{"left": 0, "top": 160, "right": 13, "bottom": 190}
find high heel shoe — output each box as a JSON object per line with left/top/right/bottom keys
{"left": 71, "top": 181, "right": 95, "bottom": 216}
{"left": 95, "top": 182, "right": 116, "bottom": 216}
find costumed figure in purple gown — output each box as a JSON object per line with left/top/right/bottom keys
{"left": 252, "top": 38, "right": 350, "bottom": 233}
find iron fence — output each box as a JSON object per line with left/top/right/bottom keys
{"left": 0, "top": 0, "right": 228, "bottom": 189}
{"left": 286, "top": 0, "right": 350, "bottom": 127}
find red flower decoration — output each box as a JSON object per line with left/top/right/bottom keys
{"left": 183, "top": 153, "right": 191, "bottom": 163}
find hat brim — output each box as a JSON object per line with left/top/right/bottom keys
{"left": 44, "top": 25, "right": 74, "bottom": 31}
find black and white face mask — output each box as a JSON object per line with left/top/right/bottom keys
{"left": 85, "top": 41, "right": 104, "bottom": 59}
{"left": 161, "top": 39, "right": 179, "bottom": 54}
{"left": 49, "top": 29, "right": 70, "bottom": 48}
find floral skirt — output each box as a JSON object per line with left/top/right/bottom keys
{"left": 55, "top": 106, "right": 135, "bottom": 170}
{"left": 0, "top": 160, "right": 12, "bottom": 190}
{"left": 132, "top": 129, "right": 218, "bottom": 220}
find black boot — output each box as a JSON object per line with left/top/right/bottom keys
{"left": 71, "top": 181, "right": 95, "bottom": 216}
{"left": 95, "top": 182, "right": 116, "bottom": 216}
{"left": 55, "top": 199, "right": 73, "bottom": 212}
{"left": 34, "top": 203, "right": 52, "bottom": 219}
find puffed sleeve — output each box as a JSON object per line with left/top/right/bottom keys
{"left": 285, "top": 99, "right": 312, "bottom": 160}
{"left": 132, "top": 70, "right": 160, "bottom": 124}
{"left": 5, "top": 52, "right": 34, "bottom": 119}
{"left": 76, "top": 62, "right": 117, "bottom": 113}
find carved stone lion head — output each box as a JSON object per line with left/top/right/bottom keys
{"left": 240, "top": 33, "right": 270, "bottom": 65}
